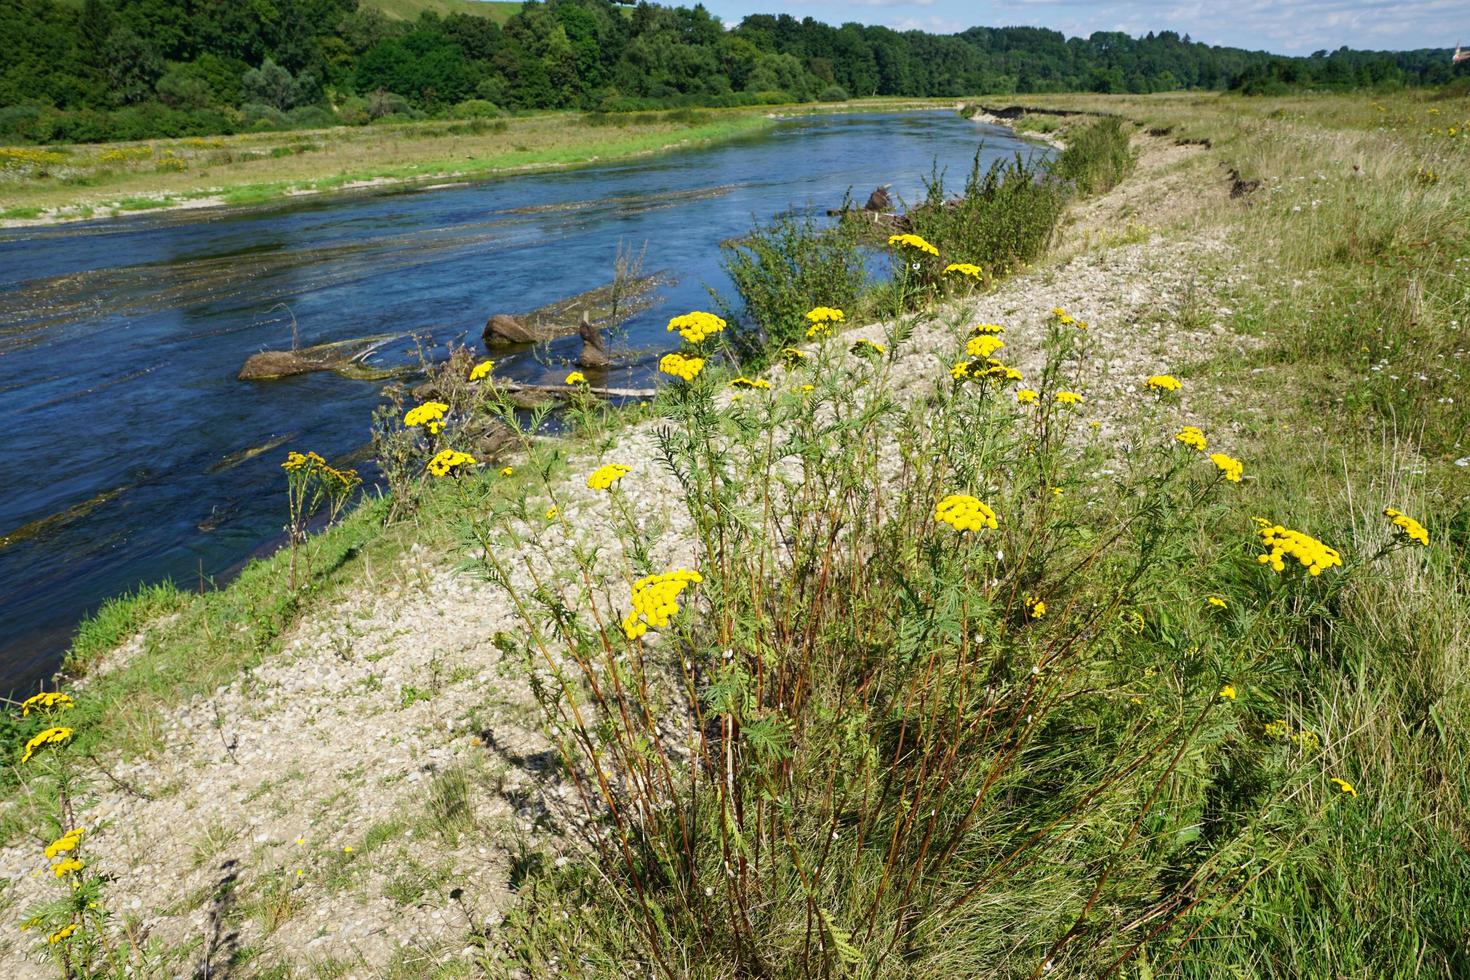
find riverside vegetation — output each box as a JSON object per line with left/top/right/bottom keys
{"left": 1, "top": 90, "right": 1467, "bottom": 977}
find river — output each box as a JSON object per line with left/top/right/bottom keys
{"left": 0, "top": 110, "right": 1044, "bottom": 694}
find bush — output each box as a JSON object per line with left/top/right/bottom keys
{"left": 1048, "top": 116, "right": 1135, "bottom": 195}
{"left": 719, "top": 213, "right": 869, "bottom": 359}
{"left": 907, "top": 151, "right": 1066, "bottom": 276}
{"left": 450, "top": 98, "right": 502, "bottom": 119}
{"left": 818, "top": 84, "right": 851, "bottom": 102}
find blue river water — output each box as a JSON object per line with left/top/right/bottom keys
{"left": 0, "top": 111, "right": 1043, "bottom": 694}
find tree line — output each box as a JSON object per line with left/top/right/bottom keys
{"left": 0, "top": 0, "right": 1460, "bottom": 144}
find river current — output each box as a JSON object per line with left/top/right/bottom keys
{"left": 0, "top": 110, "right": 1044, "bottom": 693}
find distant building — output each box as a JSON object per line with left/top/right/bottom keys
{"left": 1455, "top": 44, "right": 1470, "bottom": 64}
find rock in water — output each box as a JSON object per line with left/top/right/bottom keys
{"left": 238, "top": 350, "right": 325, "bottom": 380}
{"left": 577, "top": 312, "right": 609, "bottom": 368}
{"left": 864, "top": 185, "right": 893, "bottom": 212}
{"left": 483, "top": 314, "right": 543, "bottom": 345}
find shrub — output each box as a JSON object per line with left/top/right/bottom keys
{"left": 450, "top": 98, "right": 502, "bottom": 119}
{"left": 718, "top": 213, "right": 868, "bottom": 359}
{"left": 818, "top": 84, "right": 851, "bottom": 102}
{"left": 1048, "top": 116, "right": 1135, "bottom": 195}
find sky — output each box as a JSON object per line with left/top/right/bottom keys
{"left": 692, "top": 1, "right": 1461, "bottom": 56}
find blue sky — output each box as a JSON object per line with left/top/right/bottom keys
{"left": 693, "top": 1, "right": 1461, "bottom": 56}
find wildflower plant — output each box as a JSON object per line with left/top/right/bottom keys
{"left": 281, "top": 450, "right": 360, "bottom": 591}
{"left": 8, "top": 691, "right": 122, "bottom": 976}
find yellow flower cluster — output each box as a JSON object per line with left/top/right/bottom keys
{"left": 1263, "top": 719, "right": 1291, "bottom": 740}
{"left": 1330, "top": 777, "right": 1358, "bottom": 798}
{"left": 888, "top": 233, "right": 939, "bottom": 256}
{"left": 1146, "top": 374, "right": 1181, "bottom": 392}
{"left": 426, "top": 449, "right": 476, "bottom": 478}
{"left": 1209, "top": 453, "right": 1243, "bottom": 483}
{"left": 934, "top": 494, "right": 998, "bottom": 532}
{"left": 780, "top": 346, "right": 808, "bottom": 364}
{"left": 1027, "top": 597, "right": 1047, "bottom": 619}
{"left": 21, "top": 692, "right": 74, "bottom": 716}
{"left": 944, "top": 262, "right": 983, "bottom": 279}
{"left": 730, "top": 377, "right": 771, "bottom": 390}
{"left": 1050, "top": 307, "right": 1086, "bottom": 329}
{"left": 1383, "top": 507, "right": 1429, "bottom": 546}
{"left": 1016, "top": 388, "right": 1038, "bottom": 404}
{"left": 47, "top": 923, "right": 77, "bottom": 945}
{"left": 1056, "top": 391, "right": 1083, "bottom": 405}
{"left": 1175, "top": 426, "right": 1207, "bottom": 451}
{"left": 469, "top": 359, "right": 494, "bottom": 381}
{"left": 21, "top": 727, "right": 72, "bottom": 763}
{"left": 805, "top": 306, "right": 845, "bottom": 338}
{"left": 1255, "top": 520, "right": 1342, "bottom": 576}
{"left": 403, "top": 402, "right": 449, "bottom": 429}
{"left": 587, "top": 463, "right": 630, "bottom": 491}
{"left": 966, "top": 335, "right": 1004, "bottom": 358}
{"left": 953, "top": 358, "right": 1022, "bottom": 383}
{"left": 281, "top": 450, "right": 327, "bottom": 472}
{"left": 621, "top": 569, "right": 703, "bottom": 639}
{"left": 1219, "top": 684, "right": 1237, "bottom": 700}
{"left": 667, "top": 311, "right": 726, "bottom": 343}
{"left": 565, "top": 371, "right": 587, "bottom": 385}
{"left": 851, "top": 338, "right": 885, "bottom": 357}
{"left": 45, "top": 828, "right": 84, "bottom": 859}
{"left": 51, "top": 858, "right": 82, "bottom": 879}
{"left": 972, "top": 323, "right": 1004, "bottom": 335}
{"left": 658, "top": 352, "right": 705, "bottom": 381}
{"left": 1207, "top": 596, "right": 1227, "bottom": 608}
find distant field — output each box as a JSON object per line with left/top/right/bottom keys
{"left": 364, "top": 0, "right": 523, "bottom": 21}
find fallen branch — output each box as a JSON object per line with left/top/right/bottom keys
{"left": 480, "top": 380, "right": 658, "bottom": 400}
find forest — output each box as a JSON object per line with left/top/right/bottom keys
{"left": 0, "top": 0, "right": 1461, "bottom": 143}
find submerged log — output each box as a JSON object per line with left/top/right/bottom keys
{"left": 482, "top": 271, "right": 667, "bottom": 349}
{"left": 238, "top": 333, "right": 407, "bottom": 381}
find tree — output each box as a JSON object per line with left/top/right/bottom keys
{"left": 242, "top": 58, "right": 302, "bottom": 110}
{"left": 104, "top": 26, "right": 164, "bottom": 105}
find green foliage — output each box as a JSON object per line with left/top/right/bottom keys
{"left": 0, "top": 0, "right": 1455, "bottom": 144}
{"left": 1048, "top": 116, "right": 1136, "bottom": 194}
{"left": 717, "top": 213, "right": 868, "bottom": 360}
{"left": 908, "top": 150, "right": 1067, "bottom": 273}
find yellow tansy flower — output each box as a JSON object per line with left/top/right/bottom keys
{"left": 1146, "top": 374, "right": 1181, "bottom": 393}
{"left": 1218, "top": 684, "right": 1236, "bottom": 700}
{"left": 403, "top": 402, "right": 448, "bottom": 429}
{"left": 1330, "top": 777, "right": 1358, "bottom": 798}
{"left": 1016, "top": 388, "right": 1038, "bottom": 404}
{"left": 1175, "top": 426, "right": 1207, "bottom": 452}
{"left": 564, "top": 371, "right": 587, "bottom": 385}
{"left": 21, "top": 727, "right": 72, "bottom": 763}
{"left": 1209, "top": 453, "right": 1243, "bottom": 483}
{"left": 934, "top": 494, "right": 998, "bottom": 532}
{"left": 667, "top": 311, "right": 726, "bottom": 344}
{"left": 1056, "top": 391, "right": 1083, "bottom": 405}
{"left": 658, "top": 352, "right": 705, "bottom": 382}
{"left": 469, "top": 360, "right": 494, "bottom": 381}
{"left": 621, "top": 569, "right": 703, "bottom": 639}
{"left": 587, "top": 463, "right": 631, "bottom": 491}
{"left": 887, "top": 233, "right": 939, "bottom": 256}
{"left": 1383, "top": 507, "right": 1429, "bottom": 546}
{"left": 426, "top": 449, "right": 476, "bottom": 478}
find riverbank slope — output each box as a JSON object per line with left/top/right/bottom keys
{"left": 2, "top": 92, "right": 1466, "bottom": 977}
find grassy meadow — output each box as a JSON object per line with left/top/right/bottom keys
{"left": 3, "top": 89, "right": 1468, "bottom": 977}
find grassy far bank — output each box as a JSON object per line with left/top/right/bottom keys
{"left": 3, "top": 93, "right": 1468, "bottom": 977}
{"left": 0, "top": 97, "right": 962, "bottom": 225}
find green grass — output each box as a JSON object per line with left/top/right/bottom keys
{"left": 363, "top": 0, "right": 522, "bottom": 22}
